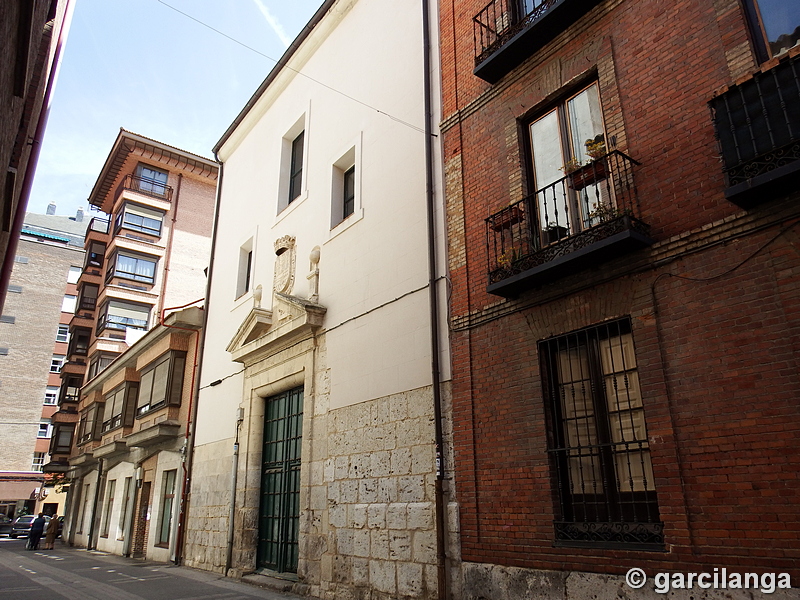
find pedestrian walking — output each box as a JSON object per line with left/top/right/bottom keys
{"left": 42, "top": 514, "right": 59, "bottom": 550}
{"left": 27, "top": 513, "right": 46, "bottom": 551}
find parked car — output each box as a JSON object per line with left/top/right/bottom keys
{"left": 0, "top": 515, "right": 11, "bottom": 536}
{"left": 9, "top": 515, "right": 50, "bottom": 538}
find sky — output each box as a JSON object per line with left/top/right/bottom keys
{"left": 28, "top": 0, "right": 322, "bottom": 218}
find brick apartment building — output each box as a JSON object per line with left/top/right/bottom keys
{"left": 440, "top": 0, "right": 799, "bottom": 596}
{"left": 45, "top": 130, "right": 217, "bottom": 561}
{"left": 0, "top": 209, "right": 86, "bottom": 520}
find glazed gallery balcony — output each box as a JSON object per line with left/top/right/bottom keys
{"left": 711, "top": 52, "right": 800, "bottom": 208}
{"left": 473, "top": 0, "right": 601, "bottom": 83}
{"left": 486, "top": 151, "right": 653, "bottom": 297}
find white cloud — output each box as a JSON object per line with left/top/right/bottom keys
{"left": 251, "top": 0, "right": 292, "bottom": 47}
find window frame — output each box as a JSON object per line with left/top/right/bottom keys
{"left": 157, "top": 470, "right": 177, "bottom": 546}
{"left": 741, "top": 0, "right": 800, "bottom": 62}
{"left": 78, "top": 404, "right": 102, "bottom": 445}
{"left": 539, "top": 318, "right": 663, "bottom": 550}
{"left": 85, "top": 241, "right": 106, "bottom": 270}
{"left": 31, "top": 452, "right": 46, "bottom": 472}
{"left": 288, "top": 131, "right": 305, "bottom": 204}
{"left": 58, "top": 375, "right": 83, "bottom": 405}
{"left": 105, "top": 251, "right": 157, "bottom": 285}
{"left": 37, "top": 421, "right": 52, "bottom": 439}
{"left": 101, "top": 381, "right": 138, "bottom": 433}
{"left": 525, "top": 81, "right": 610, "bottom": 245}
{"left": 100, "top": 479, "right": 116, "bottom": 538}
{"left": 56, "top": 324, "right": 69, "bottom": 343}
{"left": 50, "top": 355, "right": 65, "bottom": 373}
{"left": 135, "top": 163, "right": 169, "bottom": 198}
{"left": 113, "top": 202, "right": 164, "bottom": 237}
{"left": 78, "top": 283, "right": 99, "bottom": 311}
{"left": 50, "top": 423, "right": 75, "bottom": 454}
{"left": 136, "top": 351, "right": 187, "bottom": 417}
{"left": 97, "top": 300, "right": 151, "bottom": 335}
{"left": 44, "top": 387, "right": 59, "bottom": 405}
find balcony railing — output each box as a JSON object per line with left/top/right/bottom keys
{"left": 86, "top": 217, "right": 109, "bottom": 236}
{"left": 486, "top": 151, "right": 653, "bottom": 296}
{"left": 117, "top": 173, "right": 173, "bottom": 203}
{"left": 473, "top": 0, "right": 599, "bottom": 82}
{"left": 710, "top": 52, "right": 800, "bottom": 207}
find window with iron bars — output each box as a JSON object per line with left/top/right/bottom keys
{"left": 539, "top": 318, "right": 664, "bottom": 549}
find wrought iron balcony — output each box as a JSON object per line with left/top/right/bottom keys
{"left": 710, "top": 52, "right": 800, "bottom": 207}
{"left": 473, "top": 0, "right": 601, "bottom": 83}
{"left": 117, "top": 173, "right": 173, "bottom": 202}
{"left": 486, "top": 151, "right": 653, "bottom": 296}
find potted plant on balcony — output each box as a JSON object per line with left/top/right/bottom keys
{"left": 497, "top": 246, "right": 520, "bottom": 269}
{"left": 564, "top": 134, "right": 608, "bottom": 191}
{"left": 490, "top": 202, "right": 525, "bottom": 231}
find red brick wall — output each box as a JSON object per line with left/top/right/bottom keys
{"left": 442, "top": 0, "right": 800, "bottom": 579}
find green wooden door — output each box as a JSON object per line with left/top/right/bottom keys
{"left": 258, "top": 387, "right": 303, "bottom": 573}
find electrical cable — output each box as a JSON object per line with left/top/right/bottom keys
{"left": 155, "top": 0, "right": 433, "bottom": 137}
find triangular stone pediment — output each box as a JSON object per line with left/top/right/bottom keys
{"left": 226, "top": 307, "right": 273, "bottom": 353}
{"left": 226, "top": 292, "right": 326, "bottom": 363}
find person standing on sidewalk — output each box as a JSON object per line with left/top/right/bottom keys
{"left": 42, "top": 515, "right": 59, "bottom": 550}
{"left": 27, "top": 513, "right": 46, "bottom": 550}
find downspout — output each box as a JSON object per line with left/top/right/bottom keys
{"left": 174, "top": 153, "right": 224, "bottom": 565}
{"left": 86, "top": 459, "right": 105, "bottom": 550}
{"left": 0, "top": 0, "right": 74, "bottom": 314}
{"left": 225, "top": 408, "right": 244, "bottom": 575}
{"left": 421, "top": 1, "right": 448, "bottom": 598}
{"left": 156, "top": 173, "right": 182, "bottom": 320}
{"left": 158, "top": 298, "right": 203, "bottom": 563}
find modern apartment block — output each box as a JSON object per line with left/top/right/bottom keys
{"left": 0, "top": 209, "right": 86, "bottom": 520}
{"left": 45, "top": 130, "right": 217, "bottom": 559}
{"left": 440, "top": 0, "right": 800, "bottom": 597}
{"left": 184, "top": 1, "right": 454, "bottom": 598}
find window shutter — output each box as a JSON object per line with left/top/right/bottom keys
{"left": 151, "top": 359, "right": 170, "bottom": 407}
{"left": 168, "top": 353, "right": 187, "bottom": 406}
{"left": 123, "top": 382, "right": 139, "bottom": 427}
{"left": 138, "top": 369, "right": 154, "bottom": 411}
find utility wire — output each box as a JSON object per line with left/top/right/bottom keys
{"left": 156, "top": 0, "right": 434, "bottom": 137}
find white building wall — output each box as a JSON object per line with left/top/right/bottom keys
{"left": 189, "top": 0, "right": 452, "bottom": 597}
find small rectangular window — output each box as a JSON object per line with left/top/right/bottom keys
{"left": 51, "top": 424, "right": 74, "bottom": 453}
{"left": 50, "top": 355, "right": 65, "bottom": 373}
{"left": 98, "top": 300, "right": 150, "bottom": 334}
{"left": 44, "top": 387, "right": 59, "bottom": 405}
{"left": 67, "top": 266, "right": 82, "bottom": 284}
{"left": 79, "top": 284, "right": 99, "bottom": 311}
{"left": 236, "top": 242, "right": 254, "bottom": 299}
{"left": 38, "top": 421, "right": 51, "bottom": 438}
{"left": 14, "top": 256, "right": 28, "bottom": 264}
{"left": 117, "top": 477, "right": 133, "bottom": 540}
{"left": 101, "top": 479, "right": 116, "bottom": 537}
{"left": 8, "top": 285, "right": 22, "bottom": 293}
{"left": 158, "top": 470, "right": 177, "bottom": 545}
{"left": 343, "top": 166, "right": 356, "bottom": 219}
{"left": 32, "top": 452, "right": 46, "bottom": 472}
{"left": 61, "top": 295, "right": 77, "bottom": 313}
{"left": 289, "top": 131, "right": 304, "bottom": 203}
{"left": 0, "top": 347, "right": 9, "bottom": 356}
{"left": 0, "top": 315, "right": 16, "bottom": 324}
{"left": 86, "top": 242, "right": 105, "bottom": 269}
{"left": 56, "top": 324, "right": 69, "bottom": 343}
{"left": 114, "top": 203, "right": 164, "bottom": 237}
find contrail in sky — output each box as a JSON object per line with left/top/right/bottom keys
{"left": 252, "top": 0, "right": 291, "bottom": 47}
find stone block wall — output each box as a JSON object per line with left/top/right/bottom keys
{"left": 302, "top": 384, "right": 441, "bottom": 600}
{"left": 184, "top": 437, "right": 234, "bottom": 573}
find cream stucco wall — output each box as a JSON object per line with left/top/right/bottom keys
{"left": 189, "top": 0, "right": 452, "bottom": 596}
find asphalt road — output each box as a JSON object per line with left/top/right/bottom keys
{"left": 0, "top": 536, "right": 297, "bottom": 600}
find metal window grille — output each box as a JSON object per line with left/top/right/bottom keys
{"left": 539, "top": 318, "right": 664, "bottom": 549}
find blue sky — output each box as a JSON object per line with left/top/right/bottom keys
{"left": 28, "top": 0, "right": 322, "bottom": 218}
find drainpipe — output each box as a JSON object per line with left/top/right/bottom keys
{"left": 225, "top": 407, "right": 244, "bottom": 575}
{"left": 86, "top": 459, "right": 105, "bottom": 550}
{"left": 0, "top": 0, "right": 74, "bottom": 314}
{"left": 174, "top": 153, "right": 224, "bottom": 566}
{"left": 421, "top": 0, "right": 449, "bottom": 598}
